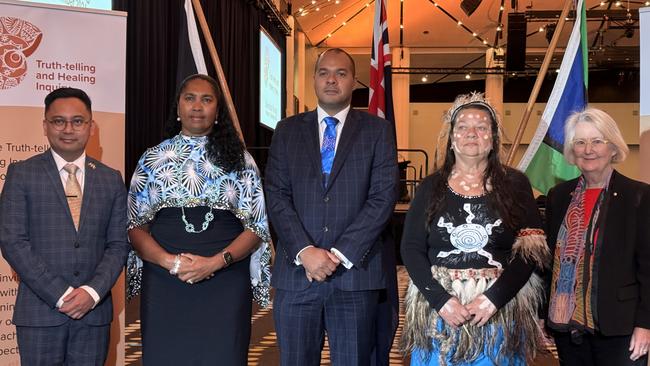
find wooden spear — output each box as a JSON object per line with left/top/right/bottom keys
{"left": 191, "top": 0, "right": 244, "bottom": 142}
{"left": 505, "top": 0, "right": 573, "bottom": 166}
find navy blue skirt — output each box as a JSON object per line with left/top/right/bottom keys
{"left": 141, "top": 207, "right": 252, "bottom": 366}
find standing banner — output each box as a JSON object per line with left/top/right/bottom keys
{"left": 640, "top": 6, "right": 650, "bottom": 185}
{"left": 0, "top": 1, "right": 126, "bottom": 364}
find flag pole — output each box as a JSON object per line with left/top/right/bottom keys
{"left": 506, "top": 0, "right": 573, "bottom": 166}
{"left": 191, "top": 0, "right": 244, "bottom": 142}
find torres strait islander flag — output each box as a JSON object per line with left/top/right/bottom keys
{"left": 517, "top": 0, "right": 585, "bottom": 194}
{"left": 176, "top": 0, "right": 208, "bottom": 85}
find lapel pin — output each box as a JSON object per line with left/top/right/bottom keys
{"left": 88, "top": 162, "right": 96, "bottom": 170}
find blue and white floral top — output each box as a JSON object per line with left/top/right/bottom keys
{"left": 126, "top": 134, "right": 271, "bottom": 307}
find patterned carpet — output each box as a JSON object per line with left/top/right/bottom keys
{"left": 124, "top": 266, "right": 558, "bottom": 365}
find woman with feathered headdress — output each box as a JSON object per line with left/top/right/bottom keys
{"left": 400, "top": 92, "right": 549, "bottom": 365}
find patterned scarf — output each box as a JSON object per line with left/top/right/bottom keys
{"left": 548, "top": 174, "right": 611, "bottom": 334}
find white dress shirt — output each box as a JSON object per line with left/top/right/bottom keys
{"left": 51, "top": 150, "right": 100, "bottom": 308}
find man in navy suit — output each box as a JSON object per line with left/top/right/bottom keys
{"left": 0, "top": 88, "right": 129, "bottom": 365}
{"left": 265, "top": 48, "right": 398, "bottom": 365}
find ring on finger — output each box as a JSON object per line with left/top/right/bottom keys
{"left": 187, "top": 279, "right": 194, "bottom": 284}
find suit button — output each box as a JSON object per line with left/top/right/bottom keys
{"left": 323, "top": 196, "right": 330, "bottom": 203}
{"left": 73, "top": 271, "right": 80, "bottom": 276}
{"left": 323, "top": 226, "right": 329, "bottom": 232}
{"left": 74, "top": 242, "right": 80, "bottom": 248}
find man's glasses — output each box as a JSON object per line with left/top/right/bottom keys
{"left": 46, "top": 118, "right": 91, "bottom": 131}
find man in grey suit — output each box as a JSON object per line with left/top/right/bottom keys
{"left": 266, "top": 48, "right": 398, "bottom": 365}
{"left": 0, "top": 87, "right": 129, "bottom": 365}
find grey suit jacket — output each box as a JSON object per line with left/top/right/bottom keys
{"left": 265, "top": 109, "right": 399, "bottom": 292}
{"left": 0, "top": 150, "right": 129, "bottom": 326}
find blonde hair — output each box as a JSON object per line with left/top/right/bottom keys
{"left": 563, "top": 107, "right": 628, "bottom": 164}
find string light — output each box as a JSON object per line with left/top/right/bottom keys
{"left": 421, "top": 75, "right": 428, "bottom": 82}
{"left": 615, "top": 1, "right": 621, "bottom": 6}
{"left": 314, "top": 0, "right": 375, "bottom": 46}
{"left": 539, "top": 27, "right": 544, "bottom": 32}
{"left": 465, "top": 73, "right": 471, "bottom": 79}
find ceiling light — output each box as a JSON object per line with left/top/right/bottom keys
{"left": 421, "top": 75, "right": 428, "bottom": 82}
{"left": 496, "top": 26, "right": 502, "bottom": 31}
{"left": 539, "top": 27, "right": 544, "bottom": 32}
{"left": 615, "top": 1, "right": 621, "bottom": 6}
{"left": 465, "top": 74, "right": 471, "bottom": 79}
{"left": 458, "top": 21, "right": 463, "bottom": 26}
{"left": 646, "top": 1, "right": 650, "bottom": 5}
{"left": 311, "top": 0, "right": 316, "bottom": 4}
{"left": 315, "top": 7, "right": 320, "bottom": 11}
{"left": 472, "top": 32, "right": 477, "bottom": 36}
{"left": 400, "top": 24, "right": 404, "bottom": 29}
{"left": 482, "top": 40, "right": 488, "bottom": 44}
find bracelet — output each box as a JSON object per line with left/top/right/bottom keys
{"left": 169, "top": 254, "right": 181, "bottom": 275}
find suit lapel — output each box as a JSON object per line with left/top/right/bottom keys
{"left": 78, "top": 159, "right": 97, "bottom": 232}
{"left": 326, "top": 109, "right": 361, "bottom": 191}
{"left": 42, "top": 151, "right": 76, "bottom": 229}
{"left": 299, "top": 111, "right": 323, "bottom": 179}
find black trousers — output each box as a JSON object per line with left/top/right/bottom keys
{"left": 554, "top": 330, "right": 648, "bottom": 366}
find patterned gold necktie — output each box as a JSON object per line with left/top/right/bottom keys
{"left": 63, "top": 163, "right": 82, "bottom": 230}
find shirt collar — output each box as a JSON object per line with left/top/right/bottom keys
{"left": 51, "top": 150, "right": 86, "bottom": 174}
{"left": 317, "top": 105, "right": 351, "bottom": 127}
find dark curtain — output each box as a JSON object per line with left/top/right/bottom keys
{"left": 112, "top": 0, "right": 285, "bottom": 183}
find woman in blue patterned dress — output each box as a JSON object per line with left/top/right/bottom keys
{"left": 127, "top": 74, "right": 271, "bottom": 365}
{"left": 400, "top": 93, "right": 548, "bottom": 365}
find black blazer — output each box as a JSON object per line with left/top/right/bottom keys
{"left": 265, "top": 109, "right": 399, "bottom": 292}
{"left": 546, "top": 170, "right": 650, "bottom": 336}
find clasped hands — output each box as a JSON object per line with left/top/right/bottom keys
{"left": 439, "top": 295, "right": 497, "bottom": 328}
{"left": 58, "top": 288, "right": 94, "bottom": 319}
{"left": 299, "top": 247, "right": 340, "bottom": 282}
{"left": 169, "top": 253, "right": 220, "bottom": 284}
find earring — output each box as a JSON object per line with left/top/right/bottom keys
{"left": 214, "top": 120, "right": 219, "bottom": 125}
{"left": 176, "top": 116, "right": 181, "bottom": 121}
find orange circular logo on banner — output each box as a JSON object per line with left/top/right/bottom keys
{"left": 0, "top": 17, "right": 43, "bottom": 90}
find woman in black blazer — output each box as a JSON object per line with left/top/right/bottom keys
{"left": 546, "top": 107, "right": 650, "bottom": 365}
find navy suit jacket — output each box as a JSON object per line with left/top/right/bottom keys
{"left": 0, "top": 151, "right": 130, "bottom": 327}
{"left": 265, "top": 109, "right": 398, "bottom": 292}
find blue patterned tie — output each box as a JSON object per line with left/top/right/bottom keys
{"left": 321, "top": 116, "right": 339, "bottom": 187}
